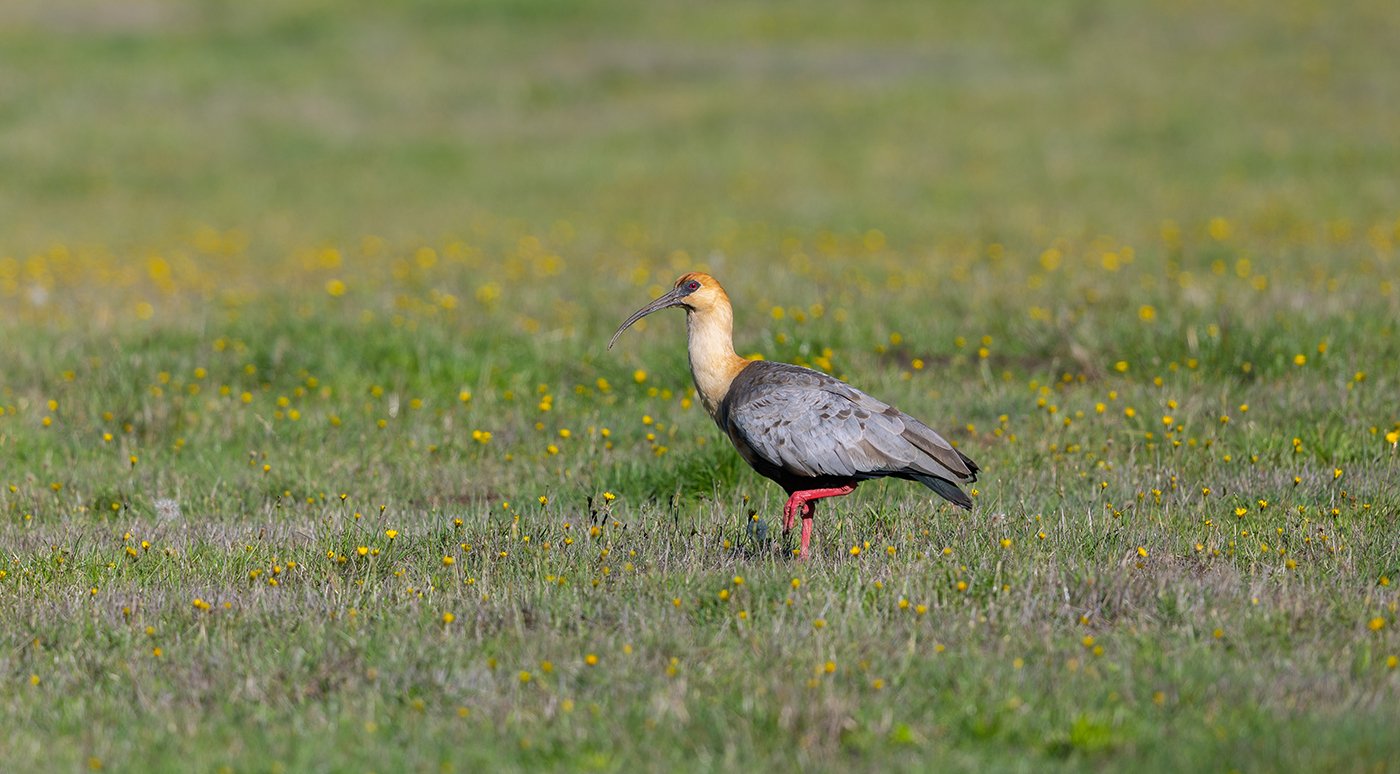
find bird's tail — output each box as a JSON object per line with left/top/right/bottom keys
{"left": 956, "top": 449, "right": 980, "bottom": 478}
{"left": 910, "top": 473, "right": 973, "bottom": 510}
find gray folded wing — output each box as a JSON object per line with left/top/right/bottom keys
{"left": 723, "top": 363, "right": 974, "bottom": 483}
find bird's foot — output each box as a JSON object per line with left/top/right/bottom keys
{"left": 780, "top": 496, "right": 817, "bottom": 559}
{"left": 781, "top": 494, "right": 816, "bottom": 530}
{"left": 786, "top": 486, "right": 855, "bottom": 559}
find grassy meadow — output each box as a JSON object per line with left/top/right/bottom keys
{"left": 3, "top": 0, "right": 1399, "bottom": 770}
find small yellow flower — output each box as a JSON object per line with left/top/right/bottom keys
{"left": 813, "top": 618, "right": 826, "bottom": 629}
{"left": 518, "top": 671, "right": 532, "bottom": 684}
{"left": 585, "top": 653, "right": 599, "bottom": 666}
{"left": 442, "top": 612, "right": 455, "bottom": 624}
{"left": 1369, "top": 617, "right": 1386, "bottom": 632}
{"left": 385, "top": 529, "right": 399, "bottom": 540}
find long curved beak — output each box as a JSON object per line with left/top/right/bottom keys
{"left": 608, "top": 287, "right": 685, "bottom": 350}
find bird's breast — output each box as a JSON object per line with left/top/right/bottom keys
{"left": 685, "top": 311, "right": 748, "bottom": 420}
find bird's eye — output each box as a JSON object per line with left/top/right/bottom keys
{"left": 685, "top": 280, "right": 701, "bottom": 293}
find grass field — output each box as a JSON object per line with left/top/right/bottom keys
{"left": 2, "top": 0, "right": 1399, "bottom": 771}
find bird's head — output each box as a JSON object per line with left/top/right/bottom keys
{"left": 608, "top": 272, "right": 727, "bottom": 349}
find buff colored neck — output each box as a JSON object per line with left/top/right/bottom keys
{"left": 685, "top": 302, "right": 750, "bottom": 419}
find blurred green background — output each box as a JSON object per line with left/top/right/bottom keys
{"left": 4, "top": 0, "right": 1397, "bottom": 250}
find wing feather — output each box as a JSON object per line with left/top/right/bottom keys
{"left": 726, "top": 379, "right": 973, "bottom": 483}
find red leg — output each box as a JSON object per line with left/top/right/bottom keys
{"left": 799, "top": 502, "right": 816, "bottom": 558}
{"left": 781, "top": 493, "right": 821, "bottom": 533}
{"left": 781, "top": 485, "right": 857, "bottom": 559}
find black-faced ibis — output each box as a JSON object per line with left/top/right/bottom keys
{"left": 609, "top": 272, "right": 979, "bottom": 558}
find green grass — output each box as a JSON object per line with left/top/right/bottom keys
{"left": 2, "top": 0, "right": 1399, "bottom": 771}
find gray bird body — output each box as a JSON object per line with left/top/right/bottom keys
{"left": 609, "top": 272, "right": 981, "bottom": 556}
{"left": 716, "top": 360, "right": 978, "bottom": 506}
